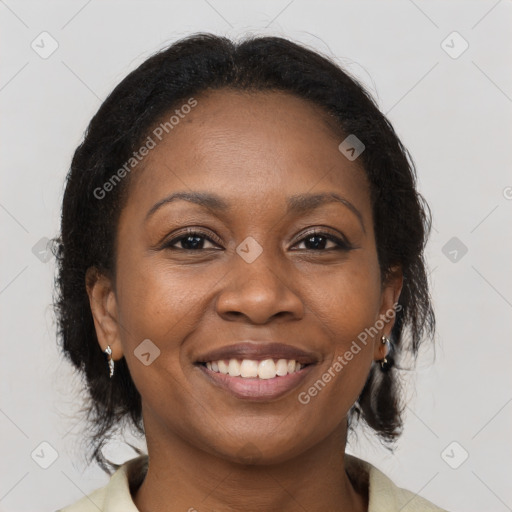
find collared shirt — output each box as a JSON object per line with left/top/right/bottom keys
{"left": 58, "top": 454, "right": 449, "bottom": 511}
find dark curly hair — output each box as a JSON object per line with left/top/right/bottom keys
{"left": 54, "top": 32, "right": 435, "bottom": 474}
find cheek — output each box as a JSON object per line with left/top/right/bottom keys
{"left": 304, "top": 250, "right": 383, "bottom": 341}
{"left": 113, "top": 254, "right": 215, "bottom": 376}
{"left": 113, "top": 257, "right": 217, "bottom": 423}
{"left": 298, "top": 252, "right": 382, "bottom": 402}
{"left": 118, "top": 257, "right": 216, "bottom": 323}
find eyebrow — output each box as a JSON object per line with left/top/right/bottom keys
{"left": 146, "top": 191, "right": 365, "bottom": 232}
{"left": 145, "top": 191, "right": 231, "bottom": 221}
{"left": 287, "top": 193, "right": 365, "bottom": 233}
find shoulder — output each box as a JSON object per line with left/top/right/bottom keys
{"left": 56, "top": 455, "right": 148, "bottom": 512}
{"left": 57, "top": 485, "right": 107, "bottom": 512}
{"left": 346, "top": 454, "right": 450, "bottom": 512}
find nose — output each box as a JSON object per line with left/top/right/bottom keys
{"left": 215, "top": 254, "right": 305, "bottom": 325}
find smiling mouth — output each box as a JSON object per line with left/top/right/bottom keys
{"left": 196, "top": 359, "right": 315, "bottom": 401}
{"left": 199, "top": 358, "right": 308, "bottom": 379}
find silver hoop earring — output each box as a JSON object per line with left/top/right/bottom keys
{"left": 380, "top": 336, "right": 390, "bottom": 369}
{"left": 104, "top": 345, "right": 114, "bottom": 378}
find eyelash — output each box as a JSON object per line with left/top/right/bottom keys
{"left": 162, "top": 228, "right": 352, "bottom": 252}
{"left": 292, "top": 229, "right": 352, "bottom": 251}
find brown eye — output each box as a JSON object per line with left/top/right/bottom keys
{"left": 163, "top": 229, "right": 222, "bottom": 251}
{"left": 292, "top": 230, "right": 352, "bottom": 251}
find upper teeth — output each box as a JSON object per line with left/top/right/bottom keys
{"left": 205, "top": 359, "right": 304, "bottom": 379}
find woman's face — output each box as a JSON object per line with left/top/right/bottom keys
{"left": 89, "top": 89, "right": 401, "bottom": 464}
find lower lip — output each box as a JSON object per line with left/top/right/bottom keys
{"left": 197, "top": 364, "right": 315, "bottom": 401}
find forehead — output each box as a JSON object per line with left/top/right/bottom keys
{"left": 126, "top": 89, "right": 370, "bottom": 216}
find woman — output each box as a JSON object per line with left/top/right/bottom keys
{"left": 56, "top": 33, "right": 446, "bottom": 511}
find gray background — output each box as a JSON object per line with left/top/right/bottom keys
{"left": 1, "top": 1, "right": 511, "bottom": 511}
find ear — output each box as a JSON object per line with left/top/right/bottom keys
{"left": 85, "top": 267, "right": 123, "bottom": 360}
{"left": 373, "top": 265, "right": 403, "bottom": 362}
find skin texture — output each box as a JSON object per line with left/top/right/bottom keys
{"left": 87, "top": 90, "right": 402, "bottom": 512}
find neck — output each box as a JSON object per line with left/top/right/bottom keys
{"left": 133, "top": 416, "right": 367, "bottom": 512}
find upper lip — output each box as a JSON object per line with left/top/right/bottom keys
{"left": 195, "top": 342, "right": 319, "bottom": 365}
